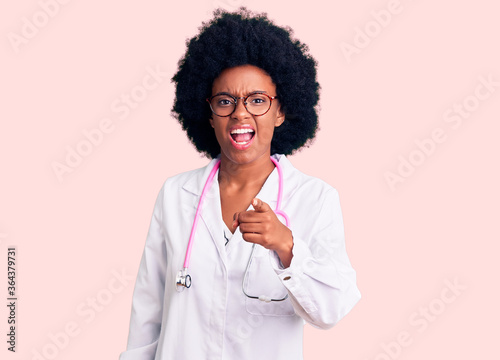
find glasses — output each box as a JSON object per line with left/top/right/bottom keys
{"left": 206, "top": 92, "right": 278, "bottom": 117}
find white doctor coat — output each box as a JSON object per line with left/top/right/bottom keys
{"left": 120, "top": 154, "right": 361, "bottom": 360}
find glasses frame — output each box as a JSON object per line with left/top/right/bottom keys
{"left": 206, "top": 92, "right": 278, "bottom": 117}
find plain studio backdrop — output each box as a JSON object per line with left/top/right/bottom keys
{"left": 1, "top": 0, "right": 499, "bottom": 359}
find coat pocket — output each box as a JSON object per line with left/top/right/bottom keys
{"left": 243, "top": 254, "right": 295, "bottom": 316}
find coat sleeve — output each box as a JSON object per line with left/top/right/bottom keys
{"left": 269, "top": 187, "right": 361, "bottom": 329}
{"left": 119, "top": 185, "right": 167, "bottom": 360}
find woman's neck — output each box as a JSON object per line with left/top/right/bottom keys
{"left": 218, "top": 153, "right": 275, "bottom": 190}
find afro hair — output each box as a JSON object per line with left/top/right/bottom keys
{"left": 171, "top": 7, "right": 320, "bottom": 159}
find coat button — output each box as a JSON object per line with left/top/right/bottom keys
{"left": 283, "top": 276, "right": 291, "bottom": 281}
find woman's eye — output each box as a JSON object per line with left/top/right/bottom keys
{"left": 248, "top": 96, "right": 268, "bottom": 105}
{"left": 217, "top": 98, "right": 233, "bottom": 106}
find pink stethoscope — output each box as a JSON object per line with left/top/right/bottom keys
{"left": 175, "top": 156, "right": 290, "bottom": 302}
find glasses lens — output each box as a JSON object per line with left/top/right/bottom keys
{"left": 210, "top": 95, "right": 235, "bottom": 116}
{"left": 246, "top": 94, "right": 271, "bottom": 116}
{"left": 209, "top": 94, "right": 273, "bottom": 116}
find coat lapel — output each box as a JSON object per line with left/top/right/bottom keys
{"left": 199, "top": 171, "right": 228, "bottom": 265}
{"left": 182, "top": 157, "right": 228, "bottom": 269}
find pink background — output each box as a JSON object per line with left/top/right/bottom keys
{"left": 1, "top": 0, "right": 499, "bottom": 359}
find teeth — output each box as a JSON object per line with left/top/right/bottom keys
{"left": 230, "top": 128, "right": 255, "bottom": 134}
{"left": 234, "top": 141, "right": 250, "bottom": 145}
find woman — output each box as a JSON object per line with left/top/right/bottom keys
{"left": 120, "top": 8, "right": 361, "bottom": 360}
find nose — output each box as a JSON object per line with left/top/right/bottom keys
{"left": 231, "top": 97, "right": 251, "bottom": 120}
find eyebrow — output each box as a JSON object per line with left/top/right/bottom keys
{"left": 212, "top": 90, "right": 268, "bottom": 97}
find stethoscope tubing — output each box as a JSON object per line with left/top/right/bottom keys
{"left": 178, "top": 156, "right": 289, "bottom": 293}
{"left": 183, "top": 159, "right": 221, "bottom": 269}
{"left": 242, "top": 243, "right": 289, "bottom": 302}
{"left": 269, "top": 156, "right": 289, "bottom": 227}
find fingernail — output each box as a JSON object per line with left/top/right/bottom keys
{"left": 252, "top": 198, "right": 258, "bottom": 207}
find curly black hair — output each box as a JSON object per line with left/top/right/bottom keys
{"left": 171, "top": 7, "right": 320, "bottom": 159}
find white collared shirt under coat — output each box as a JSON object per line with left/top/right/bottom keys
{"left": 119, "top": 154, "right": 361, "bottom": 360}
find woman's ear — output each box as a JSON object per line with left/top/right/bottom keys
{"left": 209, "top": 117, "right": 214, "bottom": 128}
{"left": 275, "top": 106, "right": 285, "bottom": 127}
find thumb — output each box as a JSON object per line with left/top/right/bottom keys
{"left": 232, "top": 212, "right": 240, "bottom": 230}
{"left": 252, "top": 198, "right": 271, "bottom": 212}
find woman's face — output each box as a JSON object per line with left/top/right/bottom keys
{"left": 209, "top": 64, "right": 285, "bottom": 166}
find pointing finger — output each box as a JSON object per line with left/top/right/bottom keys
{"left": 252, "top": 198, "right": 271, "bottom": 213}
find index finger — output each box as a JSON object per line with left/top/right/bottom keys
{"left": 251, "top": 198, "right": 272, "bottom": 213}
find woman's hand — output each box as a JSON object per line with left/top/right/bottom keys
{"left": 233, "top": 198, "right": 293, "bottom": 268}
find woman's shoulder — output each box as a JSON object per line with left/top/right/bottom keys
{"left": 159, "top": 158, "right": 219, "bottom": 193}
{"left": 279, "top": 155, "right": 339, "bottom": 198}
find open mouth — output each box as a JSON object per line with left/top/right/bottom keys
{"left": 230, "top": 128, "right": 255, "bottom": 145}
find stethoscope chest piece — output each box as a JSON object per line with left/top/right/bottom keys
{"left": 175, "top": 268, "right": 191, "bottom": 292}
